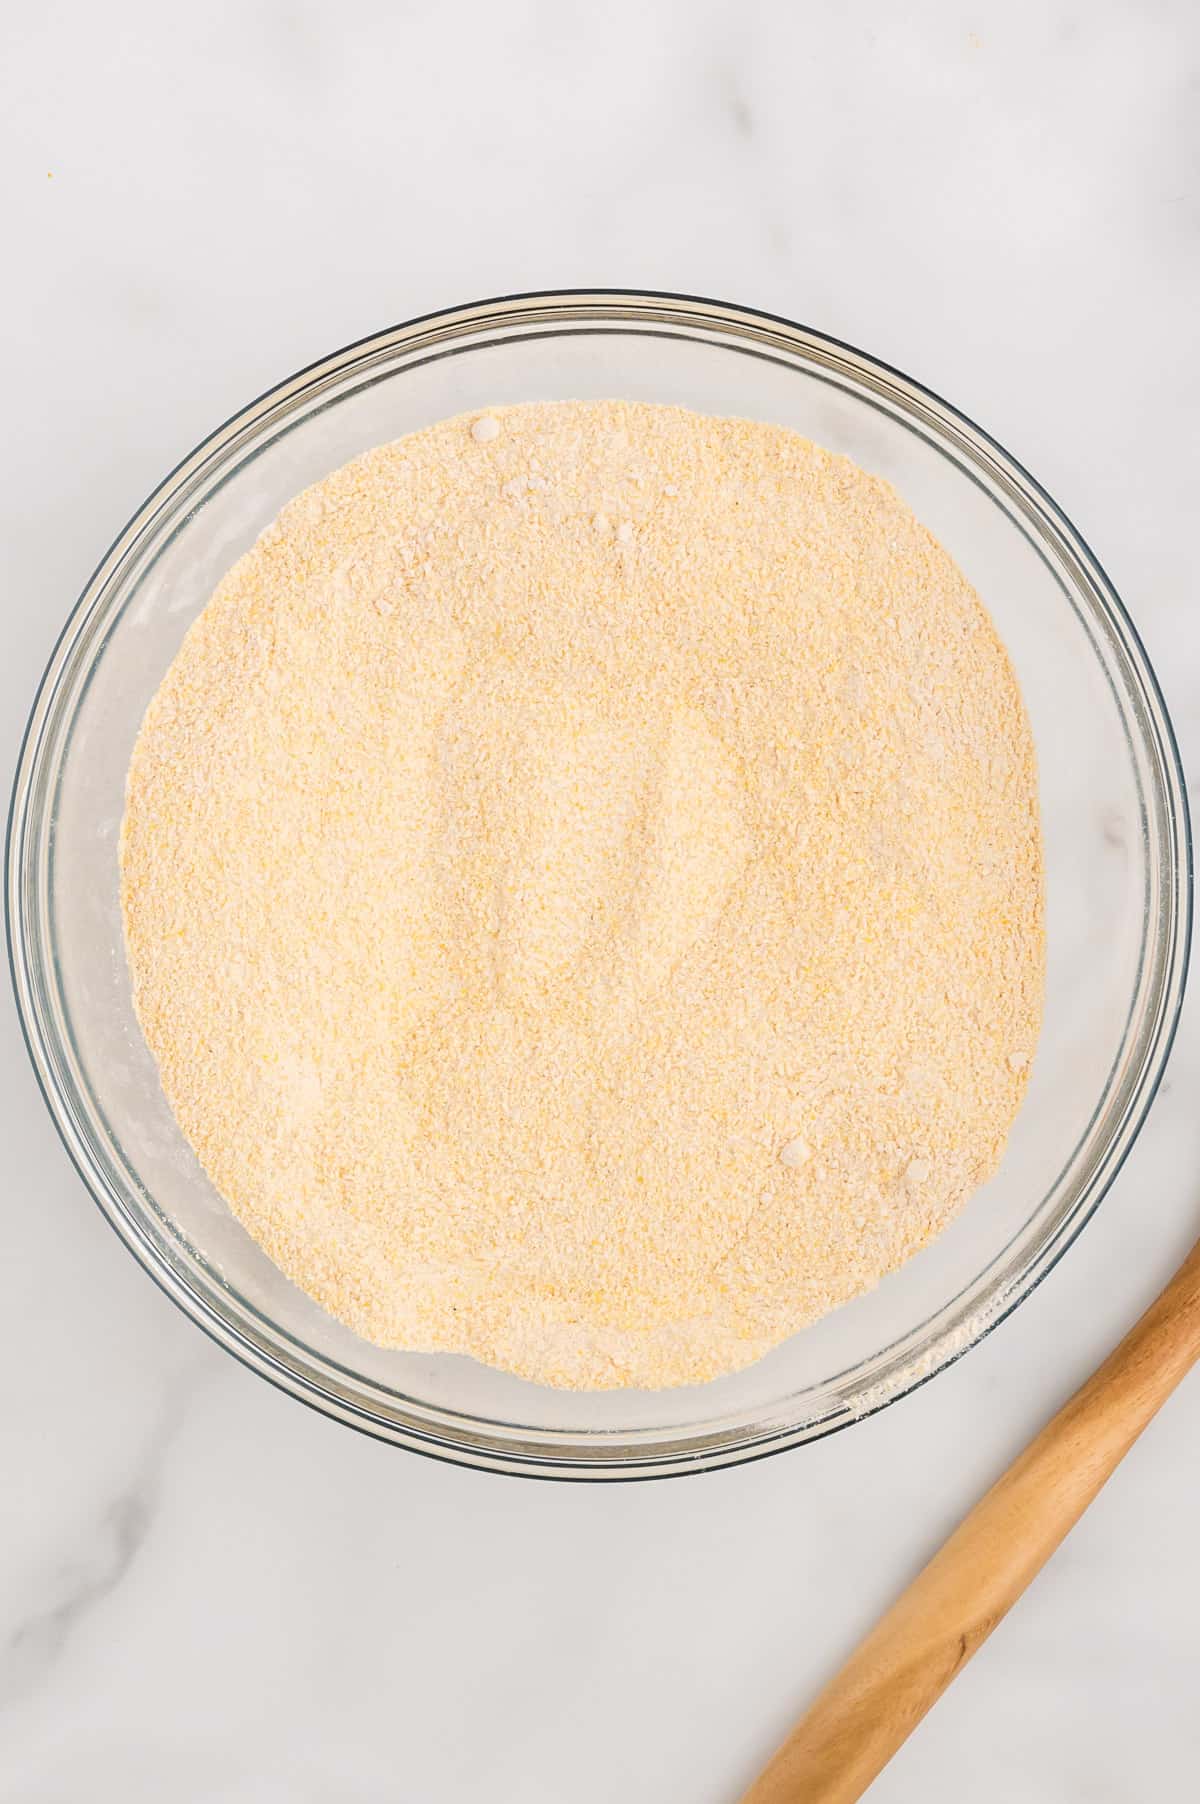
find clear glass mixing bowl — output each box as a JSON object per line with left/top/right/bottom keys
{"left": 7, "top": 292, "right": 1191, "bottom": 1478}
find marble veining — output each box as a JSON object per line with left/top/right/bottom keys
{"left": 2, "top": 2, "right": 1199, "bottom": 1801}
{"left": 2, "top": 1363, "right": 211, "bottom": 1719}
{"left": 4, "top": 1493, "right": 152, "bottom": 1711}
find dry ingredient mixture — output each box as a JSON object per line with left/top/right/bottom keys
{"left": 120, "top": 401, "right": 1043, "bottom": 1390}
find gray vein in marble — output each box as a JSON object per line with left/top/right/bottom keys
{"left": 710, "top": 42, "right": 754, "bottom": 142}
{"left": 1, "top": 1495, "right": 150, "bottom": 1710}
{"left": 2, "top": 4, "right": 1198, "bottom": 1800}
{"left": 0, "top": 1369, "right": 203, "bottom": 1712}
{"left": 723, "top": 74, "right": 754, "bottom": 140}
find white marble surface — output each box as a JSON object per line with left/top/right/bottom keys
{"left": 3, "top": 3, "right": 1199, "bottom": 1798}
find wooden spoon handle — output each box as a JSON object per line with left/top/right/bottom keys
{"left": 740, "top": 1232, "right": 1200, "bottom": 1804}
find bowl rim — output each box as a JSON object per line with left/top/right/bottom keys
{"left": 7, "top": 286, "right": 1193, "bottom": 1481}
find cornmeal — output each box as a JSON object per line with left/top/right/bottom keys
{"left": 120, "top": 402, "right": 1043, "bottom": 1390}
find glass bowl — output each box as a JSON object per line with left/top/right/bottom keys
{"left": 7, "top": 291, "right": 1191, "bottom": 1479}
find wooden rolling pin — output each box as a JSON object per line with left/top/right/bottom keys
{"left": 740, "top": 1232, "right": 1200, "bottom": 1804}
